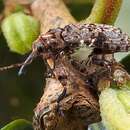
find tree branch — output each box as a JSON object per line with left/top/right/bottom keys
{"left": 33, "top": 57, "right": 101, "bottom": 130}
{"left": 85, "top": 0, "right": 122, "bottom": 24}
{"left": 31, "top": 0, "right": 76, "bottom": 33}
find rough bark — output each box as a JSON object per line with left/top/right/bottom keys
{"left": 33, "top": 57, "right": 100, "bottom": 130}
{"left": 31, "top": 0, "right": 76, "bottom": 33}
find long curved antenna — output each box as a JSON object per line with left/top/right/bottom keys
{"left": 18, "top": 51, "right": 38, "bottom": 76}
{"left": 0, "top": 51, "right": 38, "bottom": 74}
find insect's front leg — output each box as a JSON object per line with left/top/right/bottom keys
{"left": 46, "top": 56, "right": 68, "bottom": 116}
{"left": 85, "top": 67, "right": 111, "bottom": 91}
{"left": 56, "top": 75, "right": 67, "bottom": 116}
{"left": 44, "top": 60, "right": 55, "bottom": 78}
{"left": 54, "top": 64, "right": 69, "bottom": 116}
{"left": 45, "top": 65, "right": 67, "bottom": 116}
{"left": 89, "top": 53, "right": 114, "bottom": 69}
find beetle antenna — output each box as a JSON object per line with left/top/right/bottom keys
{"left": 0, "top": 50, "right": 38, "bottom": 75}
{"left": 18, "top": 51, "right": 38, "bottom": 76}
{"left": 0, "top": 51, "right": 38, "bottom": 73}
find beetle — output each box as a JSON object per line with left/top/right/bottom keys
{"left": 19, "top": 23, "right": 130, "bottom": 72}
{"left": 0, "top": 23, "right": 130, "bottom": 113}
{"left": 17, "top": 23, "right": 130, "bottom": 88}
{"left": 1, "top": 23, "right": 130, "bottom": 73}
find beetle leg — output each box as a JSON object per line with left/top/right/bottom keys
{"left": 56, "top": 87, "right": 67, "bottom": 116}
{"left": 45, "top": 61, "right": 55, "bottom": 78}
{"left": 86, "top": 68, "right": 114, "bottom": 93}
{"left": 90, "top": 54, "right": 112, "bottom": 68}
{"left": 85, "top": 53, "right": 93, "bottom": 66}
{"left": 86, "top": 67, "right": 110, "bottom": 90}
{"left": 55, "top": 74, "right": 69, "bottom": 116}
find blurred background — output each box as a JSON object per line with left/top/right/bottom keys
{"left": 0, "top": 0, "right": 130, "bottom": 128}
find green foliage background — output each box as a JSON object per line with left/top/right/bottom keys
{"left": 0, "top": 0, "right": 130, "bottom": 128}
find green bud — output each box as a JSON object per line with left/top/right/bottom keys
{"left": 117, "top": 90, "right": 130, "bottom": 113}
{"left": 1, "top": 119, "right": 33, "bottom": 130}
{"left": 99, "top": 88, "right": 130, "bottom": 130}
{"left": 1, "top": 12, "right": 40, "bottom": 55}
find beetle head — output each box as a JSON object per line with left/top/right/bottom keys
{"left": 18, "top": 34, "right": 53, "bottom": 75}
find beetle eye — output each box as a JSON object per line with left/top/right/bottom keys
{"left": 36, "top": 43, "right": 44, "bottom": 53}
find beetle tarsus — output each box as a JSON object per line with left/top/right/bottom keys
{"left": 56, "top": 87, "right": 67, "bottom": 116}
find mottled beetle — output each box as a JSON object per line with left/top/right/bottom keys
{"left": 1, "top": 23, "right": 130, "bottom": 110}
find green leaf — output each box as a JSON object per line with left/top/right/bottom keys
{"left": 1, "top": 119, "right": 33, "bottom": 130}
{"left": 1, "top": 12, "right": 40, "bottom": 55}
{"left": 117, "top": 90, "right": 130, "bottom": 113}
{"left": 99, "top": 88, "right": 130, "bottom": 130}
{"left": 115, "top": 0, "right": 130, "bottom": 64}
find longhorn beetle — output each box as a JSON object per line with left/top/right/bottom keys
{"left": 0, "top": 23, "right": 130, "bottom": 113}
